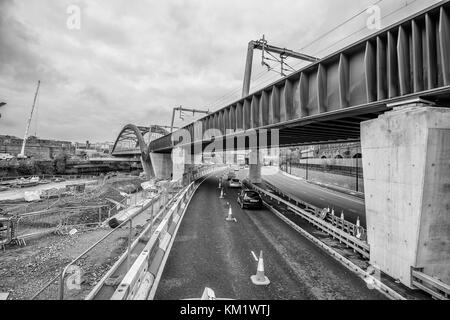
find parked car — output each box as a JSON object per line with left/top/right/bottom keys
{"left": 229, "top": 178, "right": 242, "bottom": 188}
{"left": 237, "top": 190, "right": 263, "bottom": 209}
{"left": 0, "top": 153, "right": 14, "bottom": 161}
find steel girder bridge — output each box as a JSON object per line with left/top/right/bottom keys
{"left": 148, "top": 1, "right": 450, "bottom": 154}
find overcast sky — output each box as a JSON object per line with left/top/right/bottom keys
{"left": 0, "top": 0, "right": 440, "bottom": 142}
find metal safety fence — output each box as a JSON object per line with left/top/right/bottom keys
{"left": 30, "top": 165, "right": 220, "bottom": 300}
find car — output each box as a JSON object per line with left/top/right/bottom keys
{"left": 229, "top": 178, "right": 242, "bottom": 188}
{"left": 237, "top": 189, "right": 263, "bottom": 209}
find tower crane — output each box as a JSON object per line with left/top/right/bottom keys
{"left": 17, "top": 80, "right": 40, "bottom": 159}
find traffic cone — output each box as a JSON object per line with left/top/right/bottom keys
{"left": 355, "top": 216, "right": 362, "bottom": 239}
{"left": 226, "top": 204, "right": 236, "bottom": 222}
{"left": 341, "top": 211, "right": 345, "bottom": 220}
{"left": 251, "top": 251, "right": 270, "bottom": 286}
{"left": 219, "top": 188, "right": 225, "bottom": 199}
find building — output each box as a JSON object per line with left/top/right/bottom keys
{"left": 283, "top": 142, "right": 362, "bottom": 160}
{"left": 0, "top": 135, "right": 74, "bottom": 160}
{"left": 74, "top": 141, "right": 114, "bottom": 155}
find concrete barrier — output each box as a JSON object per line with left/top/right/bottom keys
{"left": 109, "top": 166, "right": 222, "bottom": 300}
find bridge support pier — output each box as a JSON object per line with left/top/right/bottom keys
{"left": 173, "top": 147, "right": 199, "bottom": 185}
{"left": 140, "top": 155, "right": 155, "bottom": 180}
{"left": 361, "top": 102, "right": 450, "bottom": 289}
{"left": 150, "top": 153, "right": 173, "bottom": 180}
{"left": 248, "top": 149, "right": 262, "bottom": 184}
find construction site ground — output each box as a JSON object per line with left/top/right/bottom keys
{"left": 0, "top": 174, "right": 149, "bottom": 300}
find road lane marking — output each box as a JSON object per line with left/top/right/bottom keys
{"left": 251, "top": 251, "right": 259, "bottom": 262}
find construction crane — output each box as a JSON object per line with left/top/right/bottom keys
{"left": 17, "top": 80, "right": 40, "bottom": 159}
{"left": 242, "top": 35, "right": 319, "bottom": 97}
{"left": 170, "top": 106, "right": 211, "bottom": 133}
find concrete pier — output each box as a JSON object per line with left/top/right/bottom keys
{"left": 140, "top": 155, "right": 155, "bottom": 179}
{"left": 361, "top": 102, "right": 450, "bottom": 288}
{"left": 150, "top": 153, "right": 173, "bottom": 180}
{"left": 248, "top": 149, "right": 262, "bottom": 184}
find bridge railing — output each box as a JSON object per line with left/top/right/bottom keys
{"left": 85, "top": 166, "right": 222, "bottom": 300}
{"left": 244, "top": 180, "right": 370, "bottom": 259}
{"left": 30, "top": 182, "right": 182, "bottom": 300}
{"left": 411, "top": 268, "right": 450, "bottom": 300}
{"left": 106, "top": 166, "right": 223, "bottom": 300}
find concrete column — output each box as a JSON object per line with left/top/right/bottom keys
{"left": 172, "top": 147, "right": 186, "bottom": 183}
{"left": 193, "top": 152, "right": 203, "bottom": 165}
{"left": 225, "top": 151, "right": 235, "bottom": 165}
{"left": 361, "top": 102, "right": 450, "bottom": 289}
{"left": 140, "top": 155, "right": 155, "bottom": 180}
{"left": 172, "top": 147, "right": 198, "bottom": 185}
{"left": 248, "top": 149, "right": 262, "bottom": 184}
{"left": 150, "top": 152, "right": 173, "bottom": 180}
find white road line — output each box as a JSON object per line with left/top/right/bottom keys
{"left": 251, "top": 251, "right": 259, "bottom": 262}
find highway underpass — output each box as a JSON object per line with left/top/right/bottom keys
{"left": 155, "top": 174, "right": 384, "bottom": 300}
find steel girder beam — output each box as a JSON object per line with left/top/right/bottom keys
{"left": 149, "top": 1, "right": 450, "bottom": 153}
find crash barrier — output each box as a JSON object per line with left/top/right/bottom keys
{"left": 263, "top": 180, "right": 366, "bottom": 239}
{"left": 30, "top": 176, "right": 187, "bottom": 300}
{"left": 244, "top": 180, "right": 370, "bottom": 259}
{"left": 83, "top": 166, "right": 222, "bottom": 300}
{"left": 411, "top": 268, "right": 450, "bottom": 300}
{"left": 248, "top": 181, "right": 450, "bottom": 300}
{"left": 107, "top": 167, "right": 222, "bottom": 300}
{"left": 263, "top": 202, "right": 405, "bottom": 300}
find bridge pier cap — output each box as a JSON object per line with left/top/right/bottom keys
{"left": 361, "top": 99, "right": 450, "bottom": 289}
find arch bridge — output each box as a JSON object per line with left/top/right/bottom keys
{"left": 111, "top": 124, "right": 169, "bottom": 177}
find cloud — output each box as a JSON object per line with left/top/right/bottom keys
{"left": 0, "top": 0, "right": 441, "bottom": 142}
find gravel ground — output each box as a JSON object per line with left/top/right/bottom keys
{"left": 0, "top": 228, "right": 131, "bottom": 300}
{"left": 0, "top": 175, "right": 147, "bottom": 300}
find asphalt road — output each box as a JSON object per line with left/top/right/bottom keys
{"left": 154, "top": 176, "right": 384, "bottom": 300}
{"left": 257, "top": 167, "right": 367, "bottom": 227}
